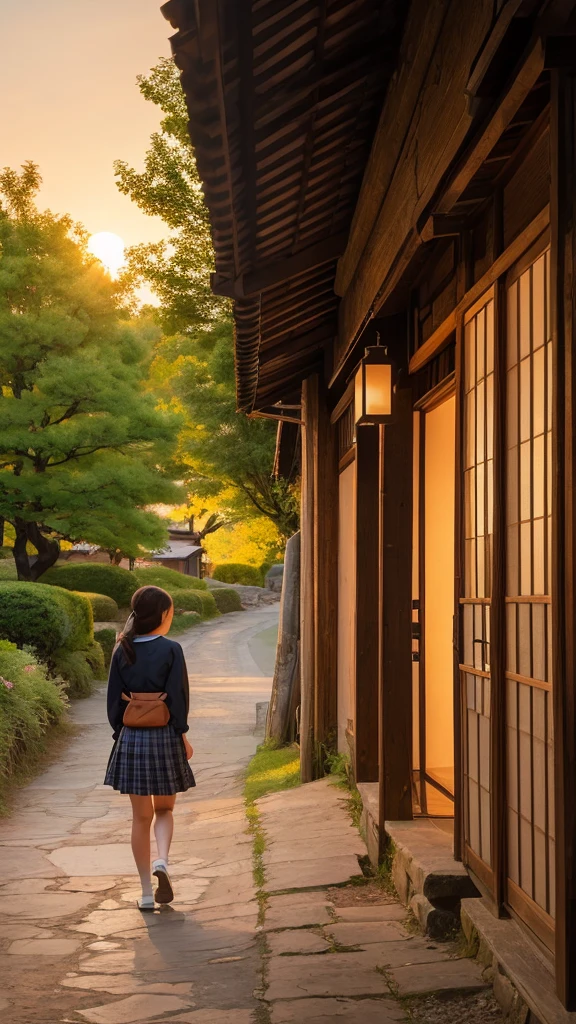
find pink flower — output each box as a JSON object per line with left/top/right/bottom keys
{"left": 0, "top": 676, "right": 14, "bottom": 690}
{"left": 24, "top": 665, "right": 35, "bottom": 673}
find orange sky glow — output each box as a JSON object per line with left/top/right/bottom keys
{"left": 1, "top": 0, "right": 174, "bottom": 250}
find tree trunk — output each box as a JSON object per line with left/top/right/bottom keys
{"left": 13, "top": 519, "right": 60, "bottom": 581}
{"left": 267, "top": 531, "right": 300, "bottom": 744}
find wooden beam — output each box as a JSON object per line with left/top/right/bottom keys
{"left": 335, "top": 0, "right": 451, "bottom": 299}
{"left": 435, "top": 37, "right": 544, "bottom": 215}
{"left": 211, "top": 232, "right": 347, "bottom": 297}
{"left": 419, "top": 213, "right": 472, "bottom": 244}
{"left": 409, "top": 206, "right": 550, "bottom": 375}
{"left": 335, "top": 26, "right": 545, "bottom": 376}
{"left": 465, "top": 0, "right": 526, "bottom": 97}
{"left": 378, "top": 388, "right": 414, "bottom": 839}
{"left": 409, "top": 312, "right": 457, "bottom": 375}
{"left": 354, "top": 425, "right": 380, "bottom": 783}
{"left": 300, "top": 375, "right": 318, "bottom": 784}
{"left": 550, "top": 67, "right": 576, "bottom": 1012}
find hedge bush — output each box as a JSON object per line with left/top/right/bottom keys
{"left": 0, "top": 547, "right": 13, "bottom": 560}
{"left": 79, "top": 592, "right": 119, "bottom": 622}
{"left": 169, "top": 589, "right": 203, "bottom": 615}
{"left": 0, "top": 560, "right": 18, "bottom": 581}
{"left": 0, "top": 582, "right": 71, "bottom": 658}
{"left": 211, "top": 563, "right": 262, "bottom": 587}
{"left": 40, "top": 563, "right": 138, "bottom": 607}
{"left": 0, "top": 641, "right": 68, "bottom": 805}
{"left": 170, "top": 611, "right": 202, "bottom": 634}
{"left": 54, "top": 588, "right": 93, "bottom": 651}
{"left": 198, "top": 591, "right": 220, "bottom": 619}
{"left": 212, "top": 587, "right": 243, "bottom": 614}
{"left": 133, "top": 566, "right": 207, "bottom": 591}
{"left": 94, "top": 628, "right": 117, "bottom": 671}
{"left": 52, "top": 641, "right": 105, "bottom": 698}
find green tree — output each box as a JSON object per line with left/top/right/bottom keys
{"left": 115, "top": 60, "right": 299, "bottom": 539}
{"left": 0, "top": 164, "right": 181, "bottom": 581}
{"left": 151, "top": 322, "right": 299, "bottom": 537}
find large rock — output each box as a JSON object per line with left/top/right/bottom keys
{"left": 265, "top": 564, "right": 284, "bottom": 592}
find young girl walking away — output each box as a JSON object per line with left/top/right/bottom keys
{"left": 104, "top": 585, "right": 195, "bottom": 910}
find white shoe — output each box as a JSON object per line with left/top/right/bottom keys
{"left": 137, "top": 894, "right": 155, "bottom": 912}
{"left": 152, "top": 859, "right": 174, "bottom": 904}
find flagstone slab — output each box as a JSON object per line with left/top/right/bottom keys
{"left": 48, "top": 844, "right": 136, "bottom": 876}
{"left": 77, "top": 993, "right": 193, "bottom": 1023}
{"left": 265, "top": 854, "right": 362, "bottom": 892}
{"left": 62, "top": 974, "right": 193, "bottom": 995}
{"left": 264, "top": 902, "right": 334, "bottom": 931}
{"left": 265, "top": 952, "right": 391, "bottom": 1000}
{"left": 346, "top": 939, "right": 451, "bottom": 969}
{"left": 267, "top": 929, "right": 331, "bottom": 955}
{"left": 0, "top": 923, "right": 54, "bottom": 940}
{"left": 389, "top": 957, "right": 489, "bottom": 997}
{"left": 75, "top": 951, "right": 135, "bottom": 974}
{"left": 7, "top": 937, "right": 81, "bottom": 955}
{"left": 270, "top": 997, "right": 406, "bottom": 1023}
{"left": 334, "top": 904, "right": 405, "bottom": 923}
{"left": 0, "top": 890, "right": 94, "bottom": 919}
{"left": 0, "top": 845, "right": 63, "bottom": 879}
{"left": 327, "top": 921, "right": 409, "bottom": 946}
{"left": 168, "top": 1012, "right": 254, "bottom": 1024}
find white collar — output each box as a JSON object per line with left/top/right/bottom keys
{"left": 133, "top": 634, "right": 163, "bottom": 643}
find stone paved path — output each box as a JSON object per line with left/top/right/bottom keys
{"left": 0, "top": 608, "right": 278, "bottom": 1024}
{"left": 255, "top": 780, "right": 493, "bottom": 1024}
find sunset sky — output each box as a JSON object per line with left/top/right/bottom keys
{"left": 1, "top": 0, "right": 174, "bottom": 250}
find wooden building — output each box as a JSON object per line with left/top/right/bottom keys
{"left": 161, "top": 0, "right": 576, "bottom": 1010}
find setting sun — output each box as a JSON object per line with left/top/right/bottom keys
{"left": 88, "top": 231, "right": 125, "bottom": 277}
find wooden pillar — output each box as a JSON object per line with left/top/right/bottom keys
{"left": 378, "top": 387, "right": 414, "bottom": 845}
{"left": 300, "top": 373, "right": 338, "bottom": 783}
{"left": 354, "top": 424, "right": 380, "bottom": 782}
{"left": 313, "top": 377, "right": 339, "bottom": 765}
{"left": 550, "top": 67, "right": 576, "bottom": 1011}
{"left": 300, "top": 376, "right": 317, "bottom": 784}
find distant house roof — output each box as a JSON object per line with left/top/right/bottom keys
{"left": 152, "top": 541, "right": 203, "bottom": 561}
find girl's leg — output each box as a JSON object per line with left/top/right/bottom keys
{"left": 152, "top": 794, "right": 177, "bottom": 863}
{"left": 129, "top": 794, "right": 154, "bottom": 897}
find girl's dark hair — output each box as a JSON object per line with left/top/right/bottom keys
{"left": 118, "top": 586, "right": 173, "bottom": 666}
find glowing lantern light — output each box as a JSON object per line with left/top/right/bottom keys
{"left": 354, "top": 346, "right": 394, "bottom": 426}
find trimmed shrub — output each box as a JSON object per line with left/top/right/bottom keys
{"left": 198, "top": 591, "right": 220, "bottom": 619}
{"left": 94, "top": 628, "right": 117, "bottom": 671}
{"left": 170, "top": 611, "right": 202, "bottom": 634}
{"left": 212, "top": 587, "right": 243, "bottom": 614}
{"left": 0, "top": 643, "right": 68, "bottom": 803}
{"left": 169, "top": 589, "right": 203, "bottom": 615}
{"left": 40, "top": 563, "right": 138, "bottom": 607}
{"left": 211, "top": 563, "right": 262, "bottom": 587}
{"left": 0, "top": 547, "right": 13, "bottom": 560}
{"left": 133, "top": 566, "right": 207, "bottom": 591}
{"left": 78, "top": 592, "right": 119, "bottom": 622}
{"left": 54, "top": 588, "right": 93, "bottom": 651}
{"left": 0, "top": 582, "right": 71, "bottom": 658}
{"left": 52, "top": 640, "right": 105, "bottom": 698}
{"left": 0, "top": 560, "right": 18, "bottom": 581}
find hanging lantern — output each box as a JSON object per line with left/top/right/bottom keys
{"left": 354, "top": 346, "right": 394, "bottom": 426}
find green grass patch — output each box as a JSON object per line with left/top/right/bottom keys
{"left": 244, "top": 742, "right": 301, "bottom": 805}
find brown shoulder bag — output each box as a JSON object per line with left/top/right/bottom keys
{"left": 122, "top": 692, "right": 170, "bottom": 728}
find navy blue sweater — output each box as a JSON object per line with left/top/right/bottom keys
{"left": 107, "top": 636, "right": 190, "bottom": 739}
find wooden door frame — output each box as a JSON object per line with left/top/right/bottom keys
{"left": 414, "top": 378, "right": 457, "bottom": 814}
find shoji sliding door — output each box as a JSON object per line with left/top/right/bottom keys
{"left": 461, "top": 290, "right": 495, "bottom": 891}
{"left": 505, "top": 246, "right": 555, "bottom": 949}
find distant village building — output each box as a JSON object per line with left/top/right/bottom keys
{"left": 151, "top": 528, "right": 203, "bottom": 577}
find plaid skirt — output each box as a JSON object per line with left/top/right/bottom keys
{"left": 104, "top": 725, "right": 196, "bottom": 796}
